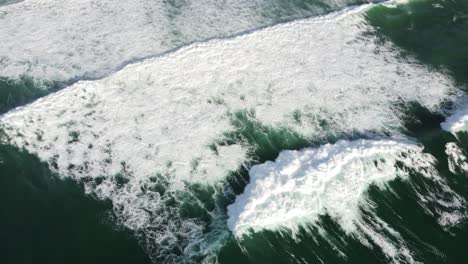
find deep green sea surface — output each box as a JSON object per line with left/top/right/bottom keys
{"left": 1, "top": 0, "right": 468, "bottom": 263}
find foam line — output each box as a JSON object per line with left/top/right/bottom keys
{"left": 0, "top": 0, "right": 366, "bottom": 82}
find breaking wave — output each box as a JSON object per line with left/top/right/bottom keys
{"left": 0, "top": 2, "right": 461, "bottom": 263}
{"left": 228, "top": 138, "right": 466, "bottom": 263}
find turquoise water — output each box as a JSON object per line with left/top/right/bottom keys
{"left": 1, "top": 0, "right": 468, "bottom": 263}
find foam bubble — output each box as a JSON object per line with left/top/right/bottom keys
{"left": 0, "top": 5, "right": 457, "bottom": 262}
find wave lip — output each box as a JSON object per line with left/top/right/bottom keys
{"left": 442, "top": 106, "right": 468, "bottom": 134}
{"left": 227, "top": 138, "right": 433, "bottom": 236}
{"left": 227, "top": 138, "right": 468, "bottom": 262}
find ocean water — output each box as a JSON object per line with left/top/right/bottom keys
{"left": 0, "top": 0, "right": 467, "bottom": 263}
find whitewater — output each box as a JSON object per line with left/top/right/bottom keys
{"left": 1, "top": 0, "right": 467, "bottom": 263}
{"left": 0, "top": 0, "right": 369, "bottom": 82}
{"left": 227, "top": 138, "right": 465, "bottom": 263}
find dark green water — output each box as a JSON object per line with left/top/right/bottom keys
{"left": 0, "top": 132, "right": 150, "bottom": 264}
{"left": 0, "top": 77, "right": 61, "bottom": 114}
{"left": 1, "top": 0, "right": 468, "bottom": 263}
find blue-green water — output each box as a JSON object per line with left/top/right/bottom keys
{"left": 1, "top": 0, "right": 468, "bottom": 263}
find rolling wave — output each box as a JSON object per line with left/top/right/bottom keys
{"left": 0, "top": 3, "right": 460, "bottom": 262}
{"left": 228, "top": 138, "right": 465, "bottom": 263}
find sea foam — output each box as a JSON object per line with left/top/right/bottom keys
{"left": 228, "top": 139, "right": 466, "bottom": 262}
{"left": 1, "top": 5, "right": 455, "bottom": 182}
{"left": 227, "top": 139, "right": 426, "bottom": 235}
{"left": 0, "top": 0, "right": 363, "bottom": 82}
{"left": 0, "top": 4, "right": 458, "bottom": 262}
{"left": 446, "top": 142, "right": 468, "bottom": 174}
{"left": 442, "top": 105, "right": 468, "bottom": 135}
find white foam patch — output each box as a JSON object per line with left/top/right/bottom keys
{"left": 0, "top": 0, "right": 360, "bottom": 81}
{"left": 445, "top": 142, "right": 468, "bottom": 174}
{"left": 228, "top": 139, "right": 466, "bottom": 262}
{"left": 0, "top": 5, "right": 458, "bottom": 262}
{"left": 441, "top": 104, "right": 468, "bottom": 135}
